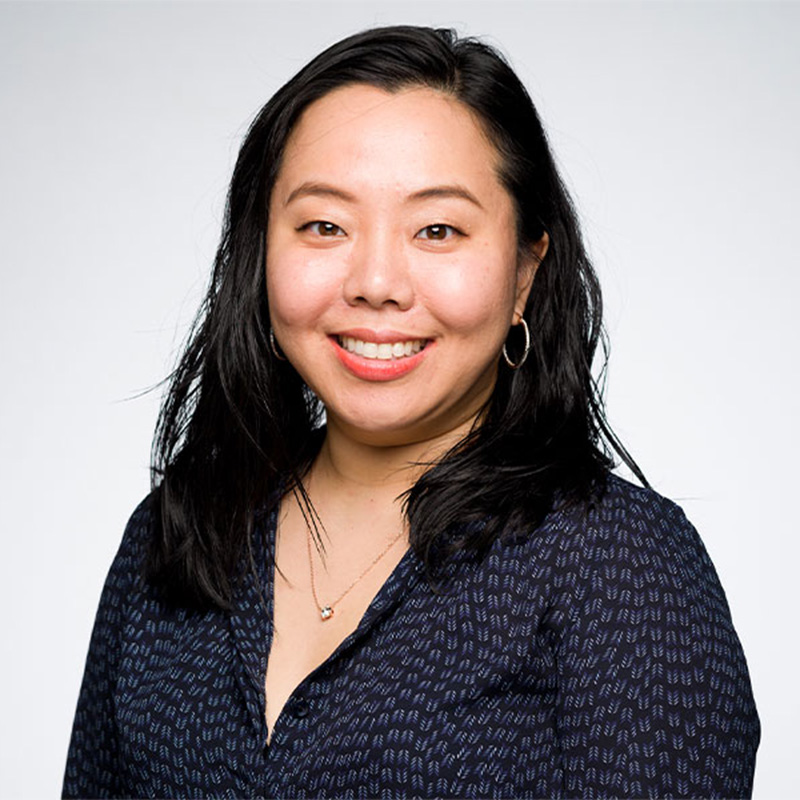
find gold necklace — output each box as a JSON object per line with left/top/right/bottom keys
{"left": 306, "top": 526, "right": 406, "bottom": 621}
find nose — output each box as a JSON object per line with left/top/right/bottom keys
{"left": 342, "top": 230, "right": 414, "bottom": 310}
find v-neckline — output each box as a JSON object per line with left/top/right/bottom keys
{"left": 229, "top": 505, "right": 426, "bottom": 746}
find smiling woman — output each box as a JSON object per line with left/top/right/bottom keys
{"left": 63, "top": 25, "right": 759, "bottom": 800}
{"left": 267, "top": 84, "right": 536, "bottom": 443}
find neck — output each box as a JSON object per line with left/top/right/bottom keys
{"left": 312, "top": 415, "right": 478, "bottom": 501}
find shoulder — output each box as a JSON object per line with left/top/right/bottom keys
{"left": 504, "top": 474, "right": 726, "bottom": 622}
{"left": 119, "top": 491, "right": 158, "bottom": 555}
{"left": 591, "top": 473, "right": 695, "bottom": 537}
{"left": 583, "top": 474, "right": 716, "bottom": 588}
{"left": 538, "top": 473, "right": 709, "bottom": 571}
{"left": 102, "top": 491, "right": 159, "bottom": 596}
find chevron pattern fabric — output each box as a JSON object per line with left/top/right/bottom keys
{"left": 63, "top": 475, "right": 759, "bottom": 798}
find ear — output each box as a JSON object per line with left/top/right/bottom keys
{"left": 512, "top": 232, "right": 549, "bottom": 323}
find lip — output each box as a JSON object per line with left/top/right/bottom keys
{"left": 332, "top": 328, "right": 428, "bottom": 344}
{"left": 330, "top": 330, "right": 432, "bottom": 382}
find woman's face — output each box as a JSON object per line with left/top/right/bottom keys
{"left": 267, "top": 84, "right": 538, "bottom": 448}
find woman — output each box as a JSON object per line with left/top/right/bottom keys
{"left": 63, "top": 25, "right": 759, "bottom": 799}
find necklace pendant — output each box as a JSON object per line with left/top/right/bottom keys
{"left": 320, "top": 606, "right": 334, "bottom": 621}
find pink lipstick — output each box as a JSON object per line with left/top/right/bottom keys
{"left": 330, "top": 331, "right": 432, "bottom": 382}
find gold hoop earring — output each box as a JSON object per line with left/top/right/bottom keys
{"left": 269, "top": 329, "right": 287, "bottom": 362}
{"left": 502, "top": 318, "right": 530, "bottom": 370}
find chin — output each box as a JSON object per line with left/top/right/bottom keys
{"left": 329, "top": 410, "right": 434, "bottom": 447}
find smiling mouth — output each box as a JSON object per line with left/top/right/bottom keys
{"left": 337, "top": 336, "right": 428, "bottom": 360}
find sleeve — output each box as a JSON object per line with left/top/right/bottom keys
{"left": 62, "top": 497, "right": 153, "bottom": 799}
{"left": 552, "top": 494, "right": 760, "bottom": 799}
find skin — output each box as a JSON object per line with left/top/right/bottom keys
{"left": 263, "top": 84, "right": 548, "bottom": 741}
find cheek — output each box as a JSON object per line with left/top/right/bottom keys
{"left": 266, "top": 252, "right": 340, "bottom": 325}
{"left": 422, "top": 251, "right": 518, "bottom": 333}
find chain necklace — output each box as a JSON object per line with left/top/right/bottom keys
{"left": 306, "top": 526, "right": 406, "bottom": 621}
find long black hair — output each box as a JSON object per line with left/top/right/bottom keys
{"left": 149, "top": 25, "right": 645, "bottom": 609}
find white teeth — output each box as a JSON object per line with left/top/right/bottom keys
{"left": 339, "top": 337, "right": 426, "bottom": 360}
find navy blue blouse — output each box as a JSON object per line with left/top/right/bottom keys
{"left": 63, "top": 476, "right": 759, "bottom": 798}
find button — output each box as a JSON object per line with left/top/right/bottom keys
{"left": 292, "top": 699, "right": 310, "bottom": 719}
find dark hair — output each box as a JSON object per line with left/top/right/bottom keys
{"left": 149, "top": 25, "right": 645, "bottom": 609}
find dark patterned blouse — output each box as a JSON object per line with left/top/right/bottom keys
{"left": 63, "top": 476, "right": 759, "bottom": 799}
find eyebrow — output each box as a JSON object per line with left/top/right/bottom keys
{"left": 284, "top": 182, "right": 357, "bottom": 207}
{"left": 407, "top": 185, "right": 484, "bottom": 210}
{"left": 283, "top": 181, "right": 484, "bottom": 210}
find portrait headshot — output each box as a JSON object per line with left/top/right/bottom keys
{"left": 1, "top": 2, "right": 796, "bottom": 798}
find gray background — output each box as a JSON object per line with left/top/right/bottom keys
{"left": 1, "top": 1, "right": 797, "bottom": 796}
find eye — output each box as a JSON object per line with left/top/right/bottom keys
{"left": 416, "top": 224, "right": 460, "bottom": 241}
{"left": 300, "top": 221, "right": 346, "bottom": 237}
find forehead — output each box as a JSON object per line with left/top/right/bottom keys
{"left": 273, "top": 84, "right": 505, "bottom": 198}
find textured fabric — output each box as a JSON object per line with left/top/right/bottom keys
{"left": 63, "top": 475, "right": 759, "bottom": 799}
